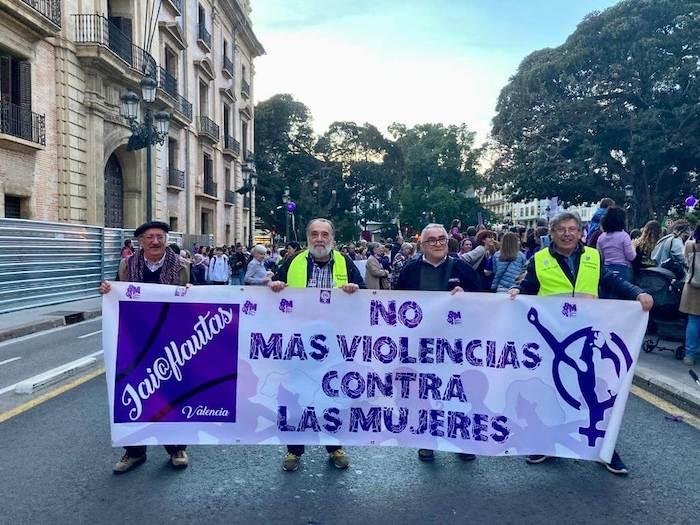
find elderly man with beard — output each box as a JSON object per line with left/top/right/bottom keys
{"left": 99, "top": 221, "right": 190, "bottom": 474}
{"left": 268, "top": 218, "right": 365, "bottom": 472}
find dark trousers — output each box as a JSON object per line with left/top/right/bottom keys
{"left": 287, "top": 445, "right": 341, "bottom": 456}
{"left": 125, "top": 445, "right": 186, "bottom": 457}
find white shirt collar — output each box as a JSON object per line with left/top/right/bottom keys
{"left": 145, "top": 252, "right": 167, "bottom": 272}
{"left": 422, "top": 255, "right": 448, "bottom": 268}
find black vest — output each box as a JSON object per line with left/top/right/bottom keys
{"left": 143, "top": 266, "right": 162, "bottom": 283}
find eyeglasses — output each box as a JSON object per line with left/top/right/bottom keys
{"left": 425, "top": 237, "right": 448, "bottom": 246}
{"left": 142, "top": 234, "right": 166, "bottom": 242}
{"left": 554, "top": 228, "right": 580, "bottom": 235}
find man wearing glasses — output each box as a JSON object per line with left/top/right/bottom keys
{"left": 509, "top": 211, "right": 653, "bottom": 475}
{"left": 394, "top": 223, "right": 484, "bottom": 462}
{"left": 99, "top": 221, "right": 190, "bottom": 474}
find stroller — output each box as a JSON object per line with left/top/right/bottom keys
{"left": 636, "top": 266, "right": 687, "bottom": 359}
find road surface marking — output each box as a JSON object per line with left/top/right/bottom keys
{"left": 631, "top": 385, "right": 700, "bottom": 431}
{"left": 0, "top": 317, "right": 102, "bottom": 348}
{"left": 78, "top": 330, "right": 102, "bottom": 339}
{"left": 0, "top": 367, "right": 104, "bottom": 423}
{"left": 0, "top": 357, "right": 21, "bottom": 366}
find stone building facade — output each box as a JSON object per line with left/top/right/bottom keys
{"left": 0, "top": 0, "right": 264, "bottom": 245}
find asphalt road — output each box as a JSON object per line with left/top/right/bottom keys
{"left": 1, "top": 373, "right": 699, "bottom": 525}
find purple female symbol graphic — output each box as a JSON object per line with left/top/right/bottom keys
{"left": 527, "top": 307, "right": 632, "bottom": 446}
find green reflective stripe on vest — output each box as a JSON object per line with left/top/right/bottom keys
{"left": 286, "top": 250, "right": 349, "bottom": 288}
{"left": 534, "top": 246, "right": 600, "bottom": 297}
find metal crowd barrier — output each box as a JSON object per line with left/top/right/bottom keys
{"left": 0, "top": 218, "right": 185, "bottom": 314}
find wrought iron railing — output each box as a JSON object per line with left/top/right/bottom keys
{"left": 158, "top": 66, "right": 177, "bottom": 98}
{"left": 73, "top": 14, "right": 156, "bottom": 77}
{"left": 225, "top": 190, "right": 236, "bottom": 204}
{"left": 241, "top": 78, "right": 250, "bottom": 96}
{"left": 197, "top": 116, "right": 219, "bottom": 141}
{"left": 223, "top": 55, "right": 234, "bottom": 76}
{"left": 174, "top": 94, "right": 193, "bottom": 121}
{"left": 204, "top": 178, "right": 217, "bottom": 197}
{"left": 224, "top": 135, "right": 240, "bottom": 155}
{"left": 198, "top": 24, "right": 211, "bottom": 49}
{"left": 168, "top": 168, "right": 185, "bottom": 188}
{"left": 21, "top": 0, "right": 61, "bottom": 26}
{"left": 0, "top": 96, "right": 46, "bottom": 146}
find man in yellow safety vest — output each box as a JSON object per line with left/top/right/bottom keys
{"left": 268, "top": 218, "right": 366, "bottom": 473}
{"left": 509, "top": 211, "right": 653, "bottom": 475}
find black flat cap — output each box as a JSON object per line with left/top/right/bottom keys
{"left": 134, "top": 221, "right": 170, "bottom": 238}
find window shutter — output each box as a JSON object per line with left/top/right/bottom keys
{"left": 0, "top": 55, "right": 10, "bottom": 99}
{"left": 18, "top": 60, "right": 31, "bottom": 110}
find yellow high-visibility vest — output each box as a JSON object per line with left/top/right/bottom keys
{"left": 534, "top": 246, "right": 600, "bottom": 297}
{"left": 286, "top": 250, "right": 349, "bottom": 288}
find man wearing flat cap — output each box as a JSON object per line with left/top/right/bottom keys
{"left": 99, "top": 220, "right": 190, "bottom": 474}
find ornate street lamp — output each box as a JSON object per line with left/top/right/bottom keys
{"left": 120, "top": 76, "right": 171, "bottom": 222}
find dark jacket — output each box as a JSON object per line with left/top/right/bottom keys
{"left": 191, "top": 263, "right": 207, "bottom": 285}
{"left": 274, "top": 251, "right": 366, "bottom": 288}
{"left": 395, "top": 256, "right": 484, "bottom": 292}
{"left": 230, "top": 252, "right": 249, "bottom": 273}
{"left": 517, "top": 242, "right": 643, "bottom": 299}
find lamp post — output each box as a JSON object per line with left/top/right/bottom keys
{"left": 282, "top": 185, "right": 290, "bottom": 243}
{"left": 120, "top": 77, "right": 170, "bottom": 222}
{"left": 241, "top": 159, "right": 257, "bottom": 248}
{"left": 624, "top": 184, "right": 634, "bottom": 230}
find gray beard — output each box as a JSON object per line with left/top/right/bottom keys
{"left": 309, "top": 244, "right": 333, "bottom": 259}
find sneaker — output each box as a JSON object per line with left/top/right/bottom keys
{"left": 329, "top": 449, "right": 350, "bottom": 469}
{"left": 604, "top": 451, "right": 628, "bottom": 476}
{"left": 457, "top": 453, "right": 477, "bottom": 461}
{"left": 683, "top": 355, "right": 695, "bottom": 367}
{"left": 282, "top": 452, "right": 301, "bottom": 472}
{"left": 113, "top": 453, "right": 146, "bottom": 474}
{"left": 418, "top": 449, "right": 435, "bottom": 462}
{"left": 525, "top": 455, "right": 550, "bottom": 464}
{"left": 170, "top": 450, "right": 189, "bottom": 470}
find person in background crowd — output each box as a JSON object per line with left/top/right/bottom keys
{"left": 633, "top": 220, "right": 662, "bottom": 276}
{"left": 99, "top": 221, "right": 190, "bottom": 474}
{"left": 207, "top": 247, "right": 230, "bottom": 285}
{"left": 120, "top": 239, "right": 134, "bottom": 259}
{"left": 630, "top": 229, "right": 642, "bottom": 241}
{"left": 509, "top": 211, "right": 653, "bottom": 475}
{"left": 391, "top": 242, "right": 415, "bottom": 288}
{"left": 285, "top": 242, "right": 301, "bottom": 260}
{"left": 597, "top": 207, "right": 636, "bottom": 284}
{"left": 463, "top": 230, "right": 496, "bottom": 276}
{"left": 491, "top": 232, "right": 527, "bottom": 292}
{"left": 191, "top": 253, "right": 207, "bottom": 285}
{"left": 365, "top": 242, "right": 390, "bottom": 290}
{"left": 346, "top": 244, "right": 358, "bottom": 260}
{"left": 192, "top": 242, "right": 200, "bottom": 255}
{"left": 587, "top": 197, "right": 615, "bottom": 247}
{"left": 450, "top": 219, "right": 463, "bottom": 241}
{"left": 168, "top": 243, "right": 181, "bottom": 255}
{"left": 230, "top": 244, "right": 248, "bottom": 285}
{"left": 465, "top": 226, "right": 477, "bottom": 247}
{"left": 681, "top": 224, "right": 700, "bottom": 367}
{"left": 244, "top": 245, "right": 274, "bottom": 285}
{"left": 269, "top": 218, "right": 364, "bottom": 472}
{"left": 200, "top": 247, "right": 210, "bottom": 267}
{"left": 391, "top": 235, "right": 403, "bottom": 262}
{"left": 447, "top": 238, "right": 461, "bottom": 258}
{"left": 179, "top": 249, "right": 192, "bottom": 271}
{"left": 652, "top": 220, "right": 690, "bottom": 277}
{"left": 395, "top": 223, "right": 483, "bottom": 462}
{"left": 459, "top": 238, "right": 473, "bottom": 256}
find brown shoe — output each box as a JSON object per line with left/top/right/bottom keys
{"left": 113, "top": 453, "right": 146, "bottom": 474}
{"left": 329, "top": 449, "right": 350, "bottom": 469}
{"left": 170, "top": 450, "right": 189, "bottom": 469}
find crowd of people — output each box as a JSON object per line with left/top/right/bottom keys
{"left": 103, "top": 195, "right": 700, "bottom": 477}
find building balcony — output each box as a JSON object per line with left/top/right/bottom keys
{"left": 203, "top": 178, "right": 217, "bottom": 198}
{"left": 196, "top": 116, "right": 219, "bottom": 143}
{"left": 0, "top": 96, "right": 46, "bottom": 151}
{"left": 163, "top": 0, "right": 182, "bottom": 15}
{"left": 225, "top": 190, "right": 236, "bottom": 206}
{"left": 0, "top": 0, "right": 61, "bottom": 35}
{"left": 158, "top": 66, "right": 178, "bottom": 99}
{"left": 167, "top": 167, "right": 185, "bottom": 190}
{"left": 223, "top": 135, "right": 240, "bottom": 158}
{"left": 174, "top": 94, "right": 192, "bottom": 123}
{"left": 198, "top": 24, "right": 211, "bottom": 51}
{"left": 223, "top": 55, "right": 234, "bottom": 79}
{"left": 241, "top": 78, "right": 250, "bottom": 98}
{"left": 73, "top": 14, "right": 157, "bottom": 80}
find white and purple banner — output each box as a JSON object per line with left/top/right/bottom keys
{"left": 103, "top": 282, "right": 648, "bottom": 462}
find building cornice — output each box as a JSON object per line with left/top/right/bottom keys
{"left": 219, "top": 0, "right": 265, "bottom": 57}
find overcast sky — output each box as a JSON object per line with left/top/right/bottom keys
{"left": 251, "top": 0, "right": 619, "bottom": 144}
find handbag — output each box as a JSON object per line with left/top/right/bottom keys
{"left": 688, "top": 244, "right": 700, "bottom": 288}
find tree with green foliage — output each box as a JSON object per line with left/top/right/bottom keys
{"left": 490, "top": 0, "right": 700, "bottom": 225}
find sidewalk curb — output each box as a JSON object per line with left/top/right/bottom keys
{"left": 0, "top": 308, "right": 101, "bottom": 343}
{"left": 633, "top": 366, "right": 700, "bottom": 418}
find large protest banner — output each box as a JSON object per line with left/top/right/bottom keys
{"left": 103, "top": 282, "right": 648, "bottom": 462}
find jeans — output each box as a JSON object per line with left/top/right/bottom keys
{"left": 604, "top": 263, "right": 632, "bottom": 283}
{"left": 125, "top": 445, "right": 186, "bottom": 457}
{"left": 287, "top": 445, "right": 341, "bottom": 456}
{"left": 230, "top": 270, "right": 245, "bottom": 285}
{"left": 685, "top": 314, "right": 700, "bottom": 359}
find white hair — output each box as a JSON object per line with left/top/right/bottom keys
{"left": 252, "top": 244, "right": 267, "bottom": 255}
{"left": 421, "top": 223, "right": 448, "bottom": 239}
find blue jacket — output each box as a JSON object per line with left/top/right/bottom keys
{"left": 491, "top": 251, "right": 527, "bottom": 292}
